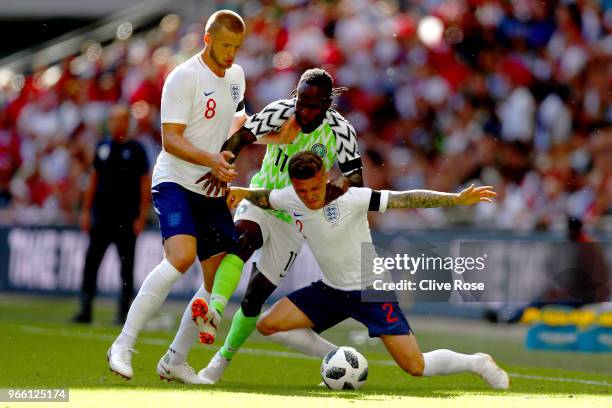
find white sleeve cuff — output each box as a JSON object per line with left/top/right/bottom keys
{"left": 379, "top": 190, "right": 390, "bottom": 213}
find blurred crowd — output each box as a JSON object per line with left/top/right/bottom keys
{"left": 0, "top": 0, "right": 610, "bottom": 231}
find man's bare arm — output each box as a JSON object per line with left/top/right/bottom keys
{"left": 226, "top": 187, "right": 274, "bottom": 210}
{"left": 325, "top": 169, "right": 364, "bottom": 204}
{"left": 162, "top": 123, "right": 235, "bottom": 181}
{"left": 387, "top": 190, "right": 457, "bottom": 209}
{"left": 334, "top": 170, "right": 364, "bottom": 189}
{"left": 221, "top": 128, "right": 257, "bottom": 164}
{"left": 163, "top": 123, "right": 220, "bottom": 166}
{"left": 199, "top": 118, "right": 300, "bottom": 194}
{"left": 228, "top": 114, "right": 247, "bottom": 138}
{"left": 244, "top": 188, "right": 273, "bottom": 209}
{"left": 387, "top": 185, "right": 496, "bottom": 209}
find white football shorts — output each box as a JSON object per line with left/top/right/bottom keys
{"left": 234, "top": 200, "right": 304, "bottom": 286}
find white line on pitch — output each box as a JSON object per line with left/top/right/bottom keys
{"left": 507, "top": 373, "right": 612, "bottom": 387}
{"left": 19, "top": 325, "right": 612, "bottom": 387}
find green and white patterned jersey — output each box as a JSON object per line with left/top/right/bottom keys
{"left": 243, "top": 98, "right": 362, "bottom": 222}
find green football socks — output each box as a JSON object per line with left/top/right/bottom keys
{"left": 219, "top": 308, "right": 258, "bottom": 361}
{"left": 210, "top": 254, "right": 244, "bottom": 316}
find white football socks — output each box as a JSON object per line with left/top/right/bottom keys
{"left": 167, "top": 284, "right": 211, "bottom": 365}
{"left": 267, "top": 329, "right": 336, "bottom": 358}
{"left": 114, "top": 259, "right": 183, "bottom": 349}
{"left": 423, "top": 349, "right": 481, "bottom": 376}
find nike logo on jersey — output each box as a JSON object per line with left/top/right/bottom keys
{"left": 293, "top": 212, "right": 304, "bottom": 218}
{"left": 204, "top": 90, "right": 215, "bottom": 96}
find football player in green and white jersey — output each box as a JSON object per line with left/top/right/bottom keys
{"left": 157, "top": 68, "right": 364, "bottom": 383}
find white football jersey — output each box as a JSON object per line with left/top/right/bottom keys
{"left": 153, "top": 54, "right": 246, "bottom": 195}
{"left": 269, "top": 187, "right": 389, "bottom": 290}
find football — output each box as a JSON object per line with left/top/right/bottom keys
{"left": 321, "top": 346, "right": 368, "bottom": 390}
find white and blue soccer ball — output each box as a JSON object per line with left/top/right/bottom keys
{"left": 321, "top": 346, "right": 368, "bottom": 390}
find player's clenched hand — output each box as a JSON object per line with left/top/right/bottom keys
{"left": 197, "top": 172, "right": 228, "bottom": 196}
{"left": 454, "top": 184, "right": 496, "bottom": 205}
{"left": 226, "top": 187, "right": 249, "bottom": 209}
{"left": 210, "top": 151, "right": 237, "bottom": 182}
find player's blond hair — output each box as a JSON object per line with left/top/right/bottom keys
{"left": 205, "top": 10, "right": 245, "bottom": 34}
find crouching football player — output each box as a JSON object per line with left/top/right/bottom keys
{"left": 222, "top": 151, "right": 509, "bottom": 389}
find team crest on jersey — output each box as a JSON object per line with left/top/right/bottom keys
{"left": 311, "top": 143, "right": 327, "bottom": 158}
{"left": 323, "top": 203, "right": 340, "bottom": 224}
{"left": 230, "top": 84, "right": 241, "bottom": 103}
{"left": 235, "top": 203, "right": 247, "bottom": 216}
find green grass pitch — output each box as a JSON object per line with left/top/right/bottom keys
{"left": 0, "top": 295, "right": 610, "bottom": 407}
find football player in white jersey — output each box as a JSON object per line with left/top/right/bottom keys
{"left": 161, "top": 69, "right": 364, "bottom": 384}
{"left": 107, "top": 10, "right": 251, "bottom": 382}
{"left": 225, "top": 151, "right": 510, "bottom": 390}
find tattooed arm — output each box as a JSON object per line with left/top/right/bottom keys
{"left": 226, "top": 187, "right": 274, "bottom": 210}
{"left": 387, "top": 185, "right": 496, "bottom": 209}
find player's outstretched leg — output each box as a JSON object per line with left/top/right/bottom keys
{"left": 471, "top": 353, "right": 511, "bottom": 390}
{"left": 156, "top": 284, "right": 211, "bottom": 384}
{"left": 256, "top": 299, "right": 338, "bottom": 363}
{"left": 199, "top": 307, "right": 255, "bottom": 382}
{"left": 196, "top": 254, "right": 244, "bottom": 344}
{"left": 381, "top": 334, "right": 510, "bottom": 390}
{"left": 108, "top": 259, "right": 183, "bottom": 378}
{"left": 267, "top": 328, "right": 336, "bottom": 357}
{"left": 199, "top": 265, "right": 275, "bottom": 382}
{"left": 108, "top": 235, "right": 193, "bottom": 379}
{"left": 157, "top": 348, "right": 212, "bottom": 384}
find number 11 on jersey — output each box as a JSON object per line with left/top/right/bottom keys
{"left": 281, "top": 251, "right": 298, "bottom": 276}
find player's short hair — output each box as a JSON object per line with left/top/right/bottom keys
{"left": 288, "top": 151, "right": 324, "bottom": 180}
{"left": 205, "top": 10, "right": 245, "bottom": 34}
{"left": 290, "top": 68, "right": 348, "bottom": 99}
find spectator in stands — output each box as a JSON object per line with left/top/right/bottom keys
{"left": 0, "top": 110, "right": 21, "bottom": 207}
{"left": 0, "top": 1, "right": 610, "bottom": 232}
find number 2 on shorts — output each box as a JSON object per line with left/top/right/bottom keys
{"left": 382, "top": 303, "right": 399, "bottom": 323}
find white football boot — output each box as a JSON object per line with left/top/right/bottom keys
{"left": 198, "top": 352, "right": 230, "bottom": 384}
{"left": 107, "top": 344, "right": 136, "bottom": 379}
{"left": 475, "top": 353, "right": 510, "bottom": 390}
{"left": 191, "top": 298, "right": 221, "bottom": 344}
{"left": 156, "top": 350, "right": 213, "bottom": 384}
